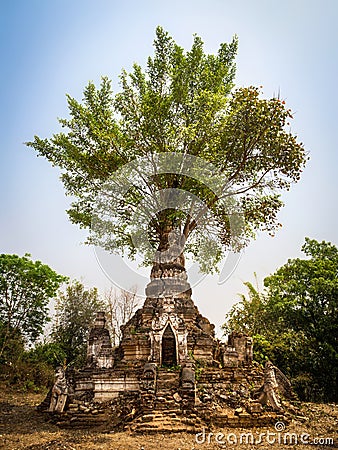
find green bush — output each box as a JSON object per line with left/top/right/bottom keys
{"left": 1, "top": 359, "right": 54, "bottom": 392}
{"left": 25, "top": 342, "right": 67, "bottom": 367}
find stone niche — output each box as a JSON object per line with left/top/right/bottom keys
{"left": 220, "top": 331, "right": 253, "bottom": 368}
{"left": 228, "top": 331, "right": 253, "bottom": 365}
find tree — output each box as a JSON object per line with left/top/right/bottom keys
{"left": 104, "top": 286, "right": 140, "bottom": 346}
{"left": 27, "top": 27, "right": 307, "bottom": 278}
{"left": 263, "top": 238, "right": 338, "bottom": 401}
{"left": 51, "top": 280, "right": 105, "bottom": 367}
{"left": 264, "top": 238, "right": 338, "bottom": 351}
{"left": 0, "top": 253, "right": 66, "bottom": 361}
{"left": 222, "top": 276, "right": 268, "bottom": 337}
{"left": 223, "top": 238, "right": 338, "bottom": 402}
{"left": 51, "top": 281, "right": 141, "bottom": 365}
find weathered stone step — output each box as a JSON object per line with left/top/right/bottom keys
{"left": 154, "top": 399, "right": 177, "bottom": 406}
{"left": 70, "top": 414, "right": 108, "bottom": 421}
{"left": 141, "top": 406, "right": 182, "bottom": 414}
{"left": 155, "top": 394, "right": 176, "bottom": 400}
{"left": 154, "top": 403, "right": 175, "bottom": 412}
{"left": 69, "top": 410, "right": 106, "bottom": 416}
{"left": 157, "top": 385, "right": 178, "bottom": 390}
{"left": 156, "top": 390, "right": 178, "bottom": 396}
{"left": 132, "top": 420, "right": 198, "bottom": 434}
{"left": 156, "top": 401, "right": 178, "bottom": 408}
{"left": 156, "top": 379, "right": 179, "bottom": 387}
{"left": 155, "top": 395, "right": 177, "bottom": 402}
{"left": 156, "top": 371, "right": 180, "bottom": 381}
{"left": 156, "top": 378, "right": 179, "bottom": 383}
{"left": 58, "top": 414, "right": 109, "bottom": 429}
{"left": 135, "top": 411, "right": 182, "bottom": 422}
{"left": 154, "top": 405, "right": 180, "bottom": 412}
{"left": 157, "top": 371, "right": 179, "bottom": 376}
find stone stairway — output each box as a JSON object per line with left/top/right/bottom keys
{"left": 154, "top": 369, "right": 180, "bottom": 411}
{"left": 131, "top": 368, "right": 203, "bottom": 433}
{"left": 51, "top": 401, "right": 110, "bottom": 429}
{"left": 130, "top": 411, "right": 202, "bottom": 433}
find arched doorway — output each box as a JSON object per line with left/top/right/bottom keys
{"left": 161, "top": 324, "right": 177, "bottom": 367}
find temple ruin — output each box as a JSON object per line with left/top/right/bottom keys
{"left": 42, "top": 260, "right": 291, "bottom": 432}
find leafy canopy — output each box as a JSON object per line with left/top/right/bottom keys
{"left": 263, "top": 237, "right": 338, "bottom": 348}
{"left": 223, "top": 238, "right": 338, "bottom": 402}
{"left": 27, "top": 27, "right": 307, "bottom": 272}
{"left": 51, "top": 280, "right": 105, "bottom": 367}
{"left": 0, "top": 253, "right": 67, "bottom": 360}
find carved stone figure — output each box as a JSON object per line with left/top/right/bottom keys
{"left": 152, "top": 312, "right": 170, "bottom": 331}
{"left": 257, "top": 361, "right": 292, "bottom": 412}
{"left": 48, "top": 366, "right": 68, "bottom": 412}
{"left": 141, "top": 362, "right": 157, "bottom": 391}
{"left": 213, "top": 340, "right": 222, "bottom": 360}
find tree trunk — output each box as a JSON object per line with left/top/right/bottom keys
{"left": 151, "top": 223, "right": 185, "bottom": 275}
{"left": 146, "top": 222, "right": 190, "bottom": 298}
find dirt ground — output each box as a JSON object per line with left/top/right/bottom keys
{"left": 0, "top": 386, "right": 337, "bottom": 450}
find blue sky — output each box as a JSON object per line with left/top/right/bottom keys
{"left": 1, "top": 0, "right": 337, "bottom": 334}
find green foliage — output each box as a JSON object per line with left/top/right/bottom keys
{"left": 222, "top": 277, "right": 268, "bottom": 337}
{"left": 223, "top": 238, "right": 338, "bottom": 402}
{"left": 26, "top": 342, "right": 67, "bottom": 367}
{"left": 264, "top": 238, "right": 338, "bottom": 349}
{"left": 0, "top": 339, "right": 59, "bottom": 392}
{"left": 0, "top": 324, "right": 25, "bottom": 364}
{"left": 1, "top": 357, "right": 54, "bottom": 392}
{"left": 164, "top": 364, "right": 181, "bottom": 372}
{"left": 51, "top": 280, "right": 105, "bottom": 367}
{"left": 0, "top": 253, "right": 67, "bottom": 362}
{"left": 195, "top": 366, "right": 203, "bottom": 381}
{"left": 26, "top": 27, "right": 307, "bottom": 272}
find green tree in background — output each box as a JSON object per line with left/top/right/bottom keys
{"left": 0, "top": 253, "right": 67, "bottom": 362}
{"left": 223, "top": 238, "right": 338, "bottom": 402}
{"left": 222, "top": 276, "right": 268, "bottom": 337}
{"left": 27, "top": 26, "right": 307, "bottom": 275}
{"left": 52, "top": 280, "right": 105, "bottom": 367}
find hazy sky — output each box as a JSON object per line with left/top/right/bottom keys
{"left": 1, "top": 0, "right": 337, "bottom": 335}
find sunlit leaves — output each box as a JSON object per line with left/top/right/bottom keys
{"left": 0, "top": 253, "right": 67, "bottom": 356}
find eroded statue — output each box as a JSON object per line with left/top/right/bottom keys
{"left": 48, "top": 366, "right": 68, "bottom": 412}
{"left": 257, "top": 360, "right": 292, "bottom": 412}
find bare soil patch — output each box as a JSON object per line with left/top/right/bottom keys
{"left": 0, "top": 386, "right": 336, "bottom": 449}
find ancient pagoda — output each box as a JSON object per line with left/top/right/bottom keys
{"left": 43, "top": 247, "right": 290, "bottom": 432}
